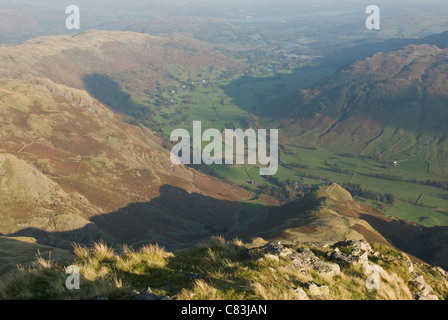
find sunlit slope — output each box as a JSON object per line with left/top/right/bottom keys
{"left": 281, "top": 44, "right": 448, "bottom": 177}
{"left": 0, "top": 78, "right": 250, "bottom": 248}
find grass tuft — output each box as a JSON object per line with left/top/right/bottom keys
{"left": 0, "top": 238, "right": 446, "bottom": 300}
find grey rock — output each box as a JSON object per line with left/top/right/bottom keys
{"left": 263, "top": 241, "right": 288, "bottom": 255}
{"left": 414, "top": 274, "right": 425, "bottom": 284}
{"left": 291, "top": 287, "right": 309, "bottom": 300}
{"left": 328, "top": 248, "right": 353, "bottom": 265}
{"left": 328, "top": 246, "right": 369, "bottom": 268}
{"left": 409, "top": 273, "right": 435, "bottom": 298}
{"left": 414, "top": 293, "right": 439, "bottom": 300}
{"left": 404, "top": 260, "right": 414, "bottom": 272}
{"left": 430, "top": 266, "right": 448, "bottom": 280}
{"left": 131, "top": 287, "right": 173, "bottom": 300}
{"left": 421, "top": 285, "right": 432, "bottom": 297}
{"left": 294, "top": 248, "right": 340, "bottom": 277}
{"left": 306, "top": 281, "right": 329, "bottom": 297}
{"left": 253, "top": 241, "right": 340, "bottom": 277}
{"left": 409, "top": 280, "right": 425, "bottom": 291}
{"left": 332, "top": 239, "right": 372, "bottom": 252}
{"left": 176, "top": 270, "right": 203, "bottom": 281}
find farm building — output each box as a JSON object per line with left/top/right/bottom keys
{"left": 387, "top": 160, "right": 398, "bottom": 167}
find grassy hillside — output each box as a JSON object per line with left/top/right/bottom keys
{"left": 0, "top": 236, "right": 74, "bottom": 277}
{"left": 0, "top": 237, "right": 446, "bottom": 300}
{"left": 281, "top": 44, "right": 448, "bottom": 178}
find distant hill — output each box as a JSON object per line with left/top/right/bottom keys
{"left": 0, "top": 29, "right": 244, "bottom": 94}
{"left": 321, "top": 30, "right": 448, "bottom": 67}
{"left": 279, "top": 43, "right": 448, "bottom": 177}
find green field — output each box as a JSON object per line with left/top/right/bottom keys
{"left": 141, "top": 66, "right": 336, "bottom": 135}
{"left": 281, "top": 145, "right": 448, "bottom": 226}
{"left": 208, "top": 143, "right": 448, "bottom": 227}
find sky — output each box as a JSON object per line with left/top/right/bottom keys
{"left": 2, "top": 0, "right": 448, "bottom": 19}
{"left": 1, "top": 0, "right": 447, "bottom": 43}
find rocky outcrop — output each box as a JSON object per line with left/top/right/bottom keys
{"left": 409, "top": 273, "right": 439, "bottom": 300}
{"left": 431, "top": 266, "right": 448, "bottom": 281}
{"left": 289, "top": 286, "right": 309, "bottom": 300}
{"left": 305, "top": 281, "right": 330, "bottom": 298}
{"left": 250, "top": 239, "right": 447, "bottom": 300}
{"left": 294, "top": 247, "right": 341, "bottom": 277}
{"left": 328, "top": 239, "right": 371, "bottom": 269}
{"left": 253, "top": 241, "right": 340, "bottom": 277}
{"left": 333, "top": 239, "right": 372, "bottom": 251}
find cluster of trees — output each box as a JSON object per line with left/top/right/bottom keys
{"left": 364, "top": 173, "right": 448, "bottom": 191}
{"left": 341, "top": 183, "right": 399, "bottom": 205}
{"left": 421, "top": 180, "right": 448, "bottom": 191}
{"left": 260, "top": 176, "right": 291, "bottom": 200}
{"left": 284, "top": 162, "right": 311, "bottom": 169}
{"left": 256, "top": 183, "right": 294, "bottom": 200}
{"left": 325, "top": 159, "right": 448, "bottom": 192}
{"left": 328, "top": 163, "right": 356, "bottom": 175}
{"left": 238, "top": 176, "right": 309, "bottom": 202}
{"left": 366, "top": 172, "right": 405, "bottom": 182}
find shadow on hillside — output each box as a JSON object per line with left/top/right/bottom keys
{"left": 83, "top": 73, "right": 151, "bottom": 121}
{"left": 7, "top": 184, "right": 448, "bottom": 270}
{"left": 220, "top": 67, "right": 330, "bottom": 119}
{"left": 0, "top": 236, "right": 75, "bottom": 277}
{"left": 8, "top": 185, "right": 268, "bottom": 251}
{"left": 360, "top": 214, "right": 448, "bottom": 270}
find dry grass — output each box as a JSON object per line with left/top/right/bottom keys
{"left": 92, "top": 240, "right": 116, "bottom": 260}
{"left": 34, "top": 250, "right": 53, "bottom": 270}
{"left": 0, "top": 238, "right": 446, "bottom": 300}
{"left": 178, "top": 279, "right": 220, "bottom": 300}
{"left": 251, "top": 282, "right": 302, "bottom": 300}
{"left": 0, "top": 240, "right": 176, "bottom": 299}
{"left": 72, "top": 243, "right": 90, "bottom": 260}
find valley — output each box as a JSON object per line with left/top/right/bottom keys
{"left": 1, "top": 1, "right": 448, "bottom": 301}
{"left": 104, "top": 50, "right": 448, "bottom": 230}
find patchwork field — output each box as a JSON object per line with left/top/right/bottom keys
{"left": 212, "top": 144, "right": 448, "bottom": 227}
